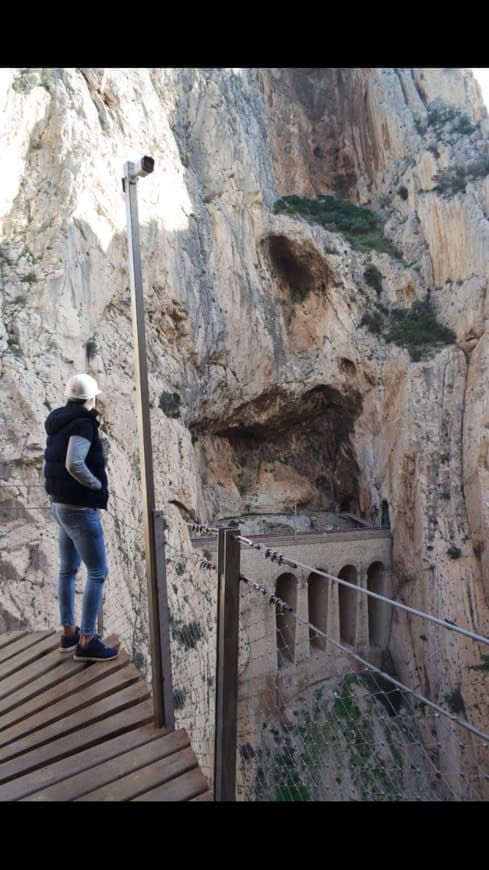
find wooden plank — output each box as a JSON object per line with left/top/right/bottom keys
{"left": 0, "top": 698, "right": 154, "bottom": 786}
{"left": 0, "top": 632, "right": 59, "bottom": 681}
{"left": 29, "top": 729, "right": 190, "bottom": 802}
{"left": 0, "top": 633, "right": 119, "bottom": 707}
{"left": 191, "top": 790, "right": 214, "bottom": 801}
{"left": 0, "top": 651, "right": 130, "bottom": 729}
{"left": 132, "top": 767, "right": 209, "bottom": 801}
{"left": 0, "top": 630, "right": 55, "bottom": 666}
{"left": 0, "top": 631, "right": 29, "bottom": 650}
{"left": 0, "top": 653, "right": 129, "bottom": 736}
{"left": 0, "top": 659, "right": 140, "bottom": 747}
{"left": 5, "top": 724, "right": 165, "bottom": 801}
{"left": 78, "top": 744, "right": 198, "bottom": 801}
{"left": 0, "top": 645, "right": 81, "bottom": 706}
{"left": 0, "top": 680, "right": 150, "bottom": 767}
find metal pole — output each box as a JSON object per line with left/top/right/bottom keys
{"left": 214, "top": 527, "right": 241, "bottom": 801}
{"left": 153, "top": 510, "right": 175, "bottom": 730}
{"left": 122, "top": 157, "right": 166, "bottom": 728}
{"left": 214, "top": 527, "right": 226, "bottom": 797}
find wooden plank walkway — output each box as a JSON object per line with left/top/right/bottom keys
{"left": 0, "top": 630, "right": 213, "bottom": 801}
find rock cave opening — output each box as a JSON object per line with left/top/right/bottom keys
{"left": 262, "top": 235, "right": 333, "bottom": 304}
{"left": 191, "top": 384, "right": 364, "bottom": 526}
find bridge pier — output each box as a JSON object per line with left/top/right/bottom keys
{"left": 294, "top": 574, "right": 311, "bottom": 666}
{"left": 327, "top": 578, "right": 340, "bottom": 647}
{"left": 355, "top": 568, "right": 370, "bottom": 650}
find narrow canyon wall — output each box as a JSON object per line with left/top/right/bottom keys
{"left": 1, "top": 67, "right": 488, "bottom": 793}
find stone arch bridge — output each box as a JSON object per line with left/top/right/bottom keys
{"left": 192, "top": 528, "right": 393, "bottom": 688}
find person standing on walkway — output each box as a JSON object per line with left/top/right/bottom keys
{"left": 43, "top": 373, "right": 118, "bottom": 661}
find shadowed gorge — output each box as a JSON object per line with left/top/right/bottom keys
{"left": 1, "top": 67, "right": 489, "bottom": 799}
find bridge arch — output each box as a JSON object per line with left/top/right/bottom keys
{"left": 367, "top": 561, "right": 389, "bottom": 647}
{"left": 275, "top": 572, "right": 297, "bottom": 667}
{"left": 338, "top": 564, "right": 358, "bottom": 646}
{"left": 308, "top": 572, "right": 328, "bottom": 651}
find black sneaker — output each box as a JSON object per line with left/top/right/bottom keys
{"left": 73, "top": 636, "right": 119, "bottom": 662}
{"left": 59, "top": 627, "right": 80, "bottom": 653}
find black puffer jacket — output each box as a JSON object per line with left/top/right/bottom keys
{"left": 44, "top": 403, "right": 109, "bottom": 509}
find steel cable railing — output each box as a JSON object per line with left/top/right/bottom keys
{"left": 3, "top": 486, "right": 489, "bottom": 800}
{"left": 233, "top": 545, "right": 489, "bottom": 801}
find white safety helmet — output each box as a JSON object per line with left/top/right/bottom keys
{"left": 64, "top": 373, "right": 102, "bottom": 400}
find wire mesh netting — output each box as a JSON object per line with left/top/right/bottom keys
{"left": 0, "top": 481, "right": 219, "bottom": 786}
{"left": 165, "top": 532, "right": 218, "bottom": 788}
{"left": 0, "top": 480, "right": 67, "bottom": 632}
{"left": 102, "top": 512, "right": 219, "bottom": 785}
{"left": 3, "top": 480, "right": 489, "bottom": 801}
{"left": 0, "top": 480, "right": 151, "bottom": 665}
{"left": 235, "top": 560, "right": 489, "bottom": 801}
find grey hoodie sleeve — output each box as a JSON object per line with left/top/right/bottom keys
{"left": 66, "top": 436, "right": 102, "bottom": 490}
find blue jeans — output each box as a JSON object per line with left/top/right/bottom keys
{"left": 52, "top": 504, "right": 108, "bottom": 635}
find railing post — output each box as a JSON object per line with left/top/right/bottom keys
{"left": 122, "top": 158, "right": 167, "bottom": 728}
{"left": 214, "top": 527, "right": 241, "bottom": 801}
{"left": 153, "top": 510, "right": 175, "bottom": 731}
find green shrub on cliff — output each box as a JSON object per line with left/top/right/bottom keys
{"left": 384, "top": 298, "right": 456, "bottom": 360}
{"left": 360, "top": 297, "right": 457, "bottom": 361}
{"left": 273, "top": 194, "right": 401, "bottom": 258}
{"left": 433, "top": 158, "right": 489, "bottom": 196}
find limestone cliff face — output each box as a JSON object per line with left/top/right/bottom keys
{"left": 1, "top": 68, "right": 488, "bottom": 785}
